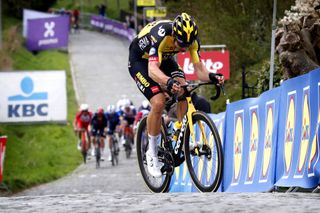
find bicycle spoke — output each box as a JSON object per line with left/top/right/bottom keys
{"left": 185, "top": 112, "right": 223, "bottom": 192}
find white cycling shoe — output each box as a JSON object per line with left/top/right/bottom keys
{"left": 146, "top": 150, "right": 162, "bottom": 178}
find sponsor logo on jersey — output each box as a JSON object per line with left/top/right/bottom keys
{"left": 135, "top": 72, "right": 150, "bottom": 93}
{"left": 151, "top": 86, "right": 160, "bottom": 94}
{"left": 158, "top": 25, "right": 165, "bottom": 37}
{"left": 138, "top": 37, "right": 150, "bottom": 50}
{"left": 149, "top": 47, "right": 156, "bottom": 56}
{"left": 149, "top": 56, "right": 159, "bottom": 62}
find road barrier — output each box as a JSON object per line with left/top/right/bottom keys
{"left": 0, "top": 136, "right": 7, "bottom": 183}
{"left": 170, "top": 68, "right": 320, "bottom": 192}
{"left": 90, "top": 15, "right": 136, "bottom": 41}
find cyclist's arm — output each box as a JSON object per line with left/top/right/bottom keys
{"left": 193, "top": 62, "right": 210, "bottom": 81}
{"left": 148, "top": 61, "right": 169, "bottom": 85}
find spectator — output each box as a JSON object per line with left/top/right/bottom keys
{"left": 98, "top": 4, "right": 107, "bottom": 17}
{"left": 72, "top": 8, "right": 80, "bottom": 32}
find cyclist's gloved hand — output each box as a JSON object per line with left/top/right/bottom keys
{"left": 209, "top": 73, "right": 224, "bottom": 85}
{"left": 166, "top": 77, "right": 181, "bottom": 93}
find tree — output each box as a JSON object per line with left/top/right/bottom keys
{"left": 4, "top": 0, "right": 57, "bottom": 18}
{"left": 276, "top": 0, "right": 320, "bottom": 79}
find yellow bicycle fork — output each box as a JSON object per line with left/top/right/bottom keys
{"left": 185, "top": 97, "right": 209, "bottom": 156}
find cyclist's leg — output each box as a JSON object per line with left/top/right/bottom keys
{"left": 99, "top": 129, "right": 106, "bottom": 160}
{"left": 91, "top": 128, "right": 98, "bottom": 156}
{"left": 129, "top": 58, "right": 165, "bottom": 177}
{"left": 107, "top": 130, "right": 113, "bottom": 161}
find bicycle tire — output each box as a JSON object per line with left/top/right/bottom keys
{"left": 95, "top": 143, "right": 101, "bottom": 168}
{"left": 184, "top": 111, "right": 223, "bottom": 192}
{"left": 81, "top": 132, "right": 87, "bottom": 164}
{"left": 112, "top": 139, "right": 119, "bottom": 166}
{"left": 136, "top": 116, "right": 171, "bottom": 193}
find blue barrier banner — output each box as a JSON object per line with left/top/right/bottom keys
{"left": 223, "top": 88, "right": 280, "bottom": 192}
{"left": 310, "top": 70, "right": 320, "bottom": 182}
{"left": 275, "top": 70, "right": 320, "bottom": 188}
{"left": 169, "top": 112, "right": 226, "bottom": 192}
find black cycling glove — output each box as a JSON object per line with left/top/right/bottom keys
{"left": 166, "top": 77, "right": 180, "bottom": 92}
{"left": 209, "top": 73, "right": 223, "bottom": 85}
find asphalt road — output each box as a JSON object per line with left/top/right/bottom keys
{"left": 1, "top": 30, "right": 320, "bottom": 213}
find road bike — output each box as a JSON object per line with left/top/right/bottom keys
{"left": 94, "top": 131, "right": 105, "bottom": 168}
{"left": 78, "top": 128, "right": 90, "bottom": 164}
{"left": 136, "top": 82, "right": 224, "bottom": 192}
{"left": 110, "top": 134, "right": 119, "bottom": 166}
{"left": 123, "top": 126, "right": 133, "bottom": 159}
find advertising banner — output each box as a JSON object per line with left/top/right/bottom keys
{"left": 145, "top": 7, "right": 167, "bottom": 18}
{"left": 137, "top": 0, "right": 156, "bottom": 6}
{"left": 91, "top": 15, "right": 136, "bottom": 41}
{"left": 223, "top": 87, "right": 280, "bottom": 192}
{"left": 177, "top": 51, "right": 230, "bottom": 81}
{"left": 0, "top": 71, "right": 67, "bottom": 123}
{"left": 0, "top": 136, "right": 7, "bottom": 183}
{"left": 23, "top": 9, "right": 58, "bottom": 38}
{"left": 275, "top": 69, "right": 320, "bottom": 188}
{"left": 26, "top": 16, "right": 69, "bottom": 51}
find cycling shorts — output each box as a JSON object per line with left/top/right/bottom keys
{"left": 91, "top": 128, "right": 106, "bottom": 138}
{"left": 128, "top": 57, "right": 185, "bottom": 101}
{"left": 107, "top": 129, "right": 115, "bottom": 135}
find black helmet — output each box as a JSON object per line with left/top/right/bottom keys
{"left": 172, "top": 13, "right": 198, "bottom": 47}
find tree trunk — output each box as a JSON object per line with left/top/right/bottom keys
{"left": 276, "top": 1, "right": 320, "bottom": 79}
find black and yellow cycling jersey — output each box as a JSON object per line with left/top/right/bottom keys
{"left": 129, "top": 20, "right": 201, "bottom": 64}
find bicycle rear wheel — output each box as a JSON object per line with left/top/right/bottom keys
{"left": 184, "top": 111, "right": 223, "bottom": 192}
{"left": 95, "top": 140, "right": 101, "bottom": 168}
{"left": 136, "top": 116, "right": 171, "bottom": 193}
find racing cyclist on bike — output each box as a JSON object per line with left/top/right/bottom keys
{"left": 128, "top": 13, "right": 224, "bottom": 177}
{"left": 90, "top": 107, "right": 108, "bottom": 161}
{"left": 105, "top": 105, "right": 121, "bottom": 161}
{"left": 73, "top": 103, "right": 92, "bottom": 150}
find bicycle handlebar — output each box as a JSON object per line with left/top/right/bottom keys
{"left": 165, "top": 82, "right": 225, "bottom": 112}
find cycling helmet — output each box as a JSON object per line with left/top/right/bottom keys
{"left": 107, "top": 104, "right": 116, "bottom": 114}
{"left": 97, "top": 106, "right": 104, "bottom": 115}
{"left": 141, "top": 100, "right": 150, "bottom": 109}
{"left": 172, "top": 13, "right": 198, "bottom": 47}
{"left": 80, "top": 103, "right": 89, "bottom": 111}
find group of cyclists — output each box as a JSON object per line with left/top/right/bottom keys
{"left": 73, "top": 99, "right": 151, "bottom": 165}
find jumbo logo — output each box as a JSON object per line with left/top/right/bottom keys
{"left": 284, "top": 92, "right": 296, "bottom": 176}
{"left": 297, "top": 88, "right": 310, "bottom": 175}
{"left": 232, "top": 111, "right": 244, "bottom": 185}
{"left": 246, "top": 107, "right": 259, "bottom": 182}
{"left": 261, "top": 102, "right": 274, "bottom": 180}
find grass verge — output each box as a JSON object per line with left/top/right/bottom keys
{"left": 0, "top": 18, "right": 81, "bottom": 193}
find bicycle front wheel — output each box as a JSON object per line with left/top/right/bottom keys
{"left": 184, "top": 111, "right": 223, "bottom": 192}
{"left": 136, "top": 116, "right": 171, "bottom": 193}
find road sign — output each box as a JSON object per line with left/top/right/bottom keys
{"left": 137, "top": 0, "right": 156, "bottom": 6}
{"left": 146, "top": 7, "right": 167, "bottom": 17}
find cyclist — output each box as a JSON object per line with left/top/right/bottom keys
{"left": 73, "top": 103, "right": 92, "bottom": 150}
{"left": 105, "top": 104, "right": 121, "bottom": 161}
{"left": 128, "top": 13, "right": 224, "bottom": 177}
{"left": 120, "top": 102, "right": 136, "bottom": 146}
{"left": 90, "top": 107, "right": 108, "bottom": 161}
{"left": 134, "top": 100, "right": 151, "bottom": 131}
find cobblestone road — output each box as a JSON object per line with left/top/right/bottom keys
{"left": 1, "top": 31, "right": 320, "bottom": 212}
